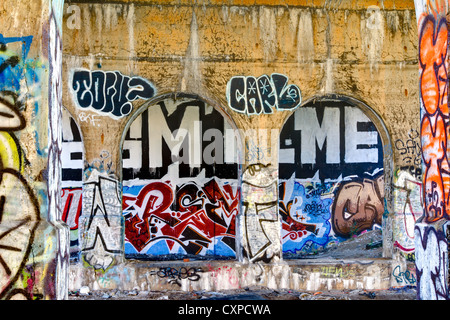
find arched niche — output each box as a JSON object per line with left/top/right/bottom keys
{"left": 278, "top": 94, "right": 393, "bottom": 259}
{"left": 119, "top": 93, "right": 243, "bottom": 260}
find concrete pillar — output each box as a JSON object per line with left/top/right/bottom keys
{"left": 415, "top": 221, "right": 449, "bottom": 299}
{"left": 77, "top": 117, "right": 126, "bottom": 271}
{"left": 0, "top": 0, "right": 68, "bottom": 299}
{"left": 225, "top": 74, "right": 302, "bottom": 264}
{"left": 415, "top": 0, "right": 450, "bottom": 300}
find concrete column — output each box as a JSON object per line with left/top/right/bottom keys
{"left": 0, "top": 0, "right": 68, "bottom": 300}
{"left": 415, "top": 221, "right": 449, "bottom": 299}
{"left": 225, "top": 74, "right": 302, "bottom": 264}
{"left": 415, "top": 0, "right": 450, "bottom": 300}
{"left": 77, "top": 124, "right": 125, "bottom": 271}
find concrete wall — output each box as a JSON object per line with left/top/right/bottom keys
{"left": 59, "top": 0, "right": 423, "bottom": 292}
{"left": 0, "top": 0, "right": 68, "bottom": 300}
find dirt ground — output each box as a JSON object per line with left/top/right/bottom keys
{"left": 68, "top": 285, "right": 417, "bottom": 300}
{"left": 68, "top": 230, "right": 417, "bottom": 301}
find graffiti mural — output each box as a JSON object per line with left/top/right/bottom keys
{"left": 419, "top": 15, "right": 449, "bottom": 223}
{"left": 332, "top": 173, "right": 384, "bottom": 238}
{"left": 70, "top": 68, "right": 156, "bottom": 118}
{"left": 279, "top": 98, "right": 385, "bottom": 256}
{"left": 0, "top": 33, "right": 43, "bottom": 299}
{"left": 414, "top": 6, "right": 450, "bottom": 300}
{"left": 415, "top": 224, "right": 449, "bottom": 299}
{"left": 61, "top": 109, "right": 83, "bottom": 257}
{"left": 122, "top": 98, "right": 239, "bottom": 179}
{"left": 123, "top": 179, "right": 239, "bottom": 257}
{"left": 122, "top": 97, "right": 240, "bottom": 259}
{"left": 0, "top": 20, "right": 68, "bottom": 298}
{"left": 226, "top": 73, "right": 301, "bottom": 116}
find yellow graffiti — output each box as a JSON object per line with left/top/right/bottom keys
{"left": 0, "top": 132, "right": 23, "bottom": 172}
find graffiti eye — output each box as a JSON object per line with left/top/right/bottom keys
{"left": 344, "top": 210, "right": 353, "bottom": 220}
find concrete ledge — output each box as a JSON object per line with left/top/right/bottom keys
{"left": 69, "top": 258, "right": 415, "bottom": 292}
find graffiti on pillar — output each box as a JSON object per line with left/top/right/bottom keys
{"left": 415, "top": 224, "right": 449, "bottom": 300}
{"left": 394, "top": 129, "right": 422, "bottom": 180}
{"left": 0, "top": 35, "right": 43, "bottom": 299}
{"left": 241, "top": 163, "right": 280, "bottom": 262}
{"left": 426, "top": 0, "right": 449, "bottom": 18}
{"left": 279, "top": 99, "right": 385, "bottom": 256}
{"left": 61, "top": 109, "right": 83, "bottom": 256}
{"left": 70, "top": 68, "right": 156, "bottom": 119}
{"left": 419, "top": 15, "right": 449, "bottom": 223}
{"left": 392, "top": 170, "right": 423, "bottom": 258}
{"left": 80, "top": 172, "right": 122, "bottom": 270}
{"left": 122, "top": 97, "right": 240, "bottom": 259}
{"left": 48, "top": 10, "right": 69, "bottom": 300}
{"left": 226, "top": 73, "right": 301, "bottom": 116}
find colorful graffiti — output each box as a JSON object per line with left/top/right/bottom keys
{"left": 123, "top": 178, "right": 239, "bottom": 257}
{"left": 0, "top": 30, "right": 58, "bottom": 299}
{"left": 415, "top": 6, "right": 449, "bottom": 300}
{"left": 71, "top": 68, "right": 156, "bottom": 118}
{"left": 122, "top": 97, "right": 240, "bottom": 259}
{"left": 419, "top": 15, "right": 449, "bottom": 223}
{"left": 61, "top": 109, "right": 83, "bottom": 256}
{"left": 0, "top": 33, "right": 43, "bottom": 300}
{"left": 122, "top": 98, "right": 239, "bottom": 180}
{"left": 332, "top": 173, "right": 384, "bottom": 238}
{"left": 279, "top": 98, "right": 385, "bottom": 256}
{"left": 226, "top": 73, "right": 301, "bottom": 116}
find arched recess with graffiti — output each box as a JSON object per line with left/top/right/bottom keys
{"left": 278, "top": 94, "right": 392, "bottom": 258}
{"left": 60, "top": 106, "right": 84, "bottom": 259}
{"left": 119, "top": 93, "right": 243, "bottom": 260}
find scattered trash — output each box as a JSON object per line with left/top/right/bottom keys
{"left": 299, "top": 293, "right": 312, "bottom": 300}
{"left": 360, "top": 291, "right": 376, "bottom": 299}
{"left": 365, "top": 240, "right": 383, "bottom": 250}
{"left": 79, "top": 286, "right": 90, "bottom": 296}
{"left": 157, "top": 295, "right": 169, "bottom": 300}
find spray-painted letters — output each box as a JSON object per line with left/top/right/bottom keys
{"left": 226, "top": 73, "right": 301, "bottom": 115}
{"left": 71, "top": 69, "right": 156, "bottom": 118}
{"left": 123, "top": 179, "right": 239, "bottom": 257}
{"left": 122, "top": 98, "right": 240, "bottom": 259}
{"left": 279, "top": 98, "right": 385, "bottom": 256}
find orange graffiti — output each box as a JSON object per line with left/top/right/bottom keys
{"left": 419, "top": 14, "right": 449, "bottom": 223}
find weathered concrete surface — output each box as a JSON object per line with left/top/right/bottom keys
{"left": 68, "top": 229, "right": 415, "bottom": 293}
{"left": 68, "top": 258, "right": 414, "bottom": 292}
{"left": 0, "top": 0, "right": 69, "bottom": 300}
{"left": 61, "top": 0, "right": 422, "bottom": 296}
{"left": 68, "top": 285, "right": 417, "bottom": 300}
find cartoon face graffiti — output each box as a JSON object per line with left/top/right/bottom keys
{"left": 332, "top": 174, "right": 384, "bottom": 237}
